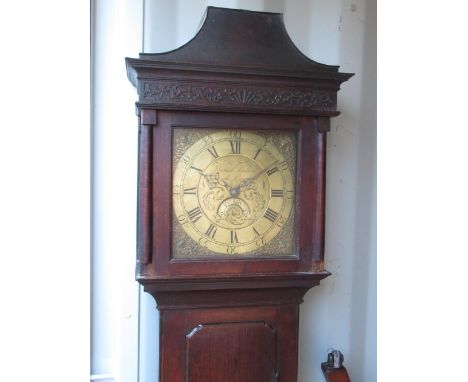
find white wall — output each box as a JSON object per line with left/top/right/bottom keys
{"left": 295, "top": 1, "right": 377, "bottom": 381}
{"left": 91, "top": 0, "right": 142, "bottom": 381}
{"left": 91, "top": 0, "right": 376, "bottom": 381}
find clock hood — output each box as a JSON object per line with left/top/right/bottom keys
{"left": 125, "top": 7, "right": 353, "bottom": 117}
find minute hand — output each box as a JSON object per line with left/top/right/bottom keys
{"left": 236, "top": 168, "right": 268, "bottom": 189}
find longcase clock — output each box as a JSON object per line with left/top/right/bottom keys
{"left": 126, "top": 7, "right": 352, "bottom": 382}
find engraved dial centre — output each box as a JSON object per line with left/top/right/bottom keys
{"left": 198, "top": 155, "right": 270, "bottom": 230}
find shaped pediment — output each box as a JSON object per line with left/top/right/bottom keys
{"left": 126, "top": 7, "right": 353, "bottom": 116}
{"left": 131, "top": 7, "right": 351, "bottom": 79}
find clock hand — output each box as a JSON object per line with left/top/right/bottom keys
{"left": 218, "top": 178, "right": 235, "bottom": 190}
{"left": 200, "top": 172, "right": 220, "bottom": 188}
{"left": 201, "top": 172, "right": 235, "bottom": 192}
{"left": 235, "top": 167, "right": 268, "bottom": 190}
{"left": 223, "top": 169, "right": 263, "bottom": 198}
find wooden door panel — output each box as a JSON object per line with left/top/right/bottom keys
{"left": 159, "top": 304, "right": 298, "bottom": 382}
{"left": 186, "top": 322, "right": 277, "bottom": 382}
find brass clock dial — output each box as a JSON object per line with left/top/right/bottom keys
{"left": 173, "top": 130, "right": 295, "bottom": 256}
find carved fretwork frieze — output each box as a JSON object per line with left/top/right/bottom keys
{"left": 140, "top": 80, "right": 337, "bottom": 113}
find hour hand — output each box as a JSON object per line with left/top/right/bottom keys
{"left": 217, "top": 178, "right": 245, "bottom": 198}
{"left": 218, "top": 178, "right": 235, "bottom": 191}
{"left": 201, "top": 172, "right": 222, "bottom": 189}
{"left": 203, "top": 172, "right": 234, "bottom": 191}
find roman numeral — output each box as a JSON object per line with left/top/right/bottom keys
{"left": 205, "top": 224, "right": 217, "bottom": 239}
{"left": 230, "top": 230, "right": 238, "bottom": 243}
{"left": 279, "top": 161, "right": 288, "bottom": 170}
{"left": 264, "top": 208, "right": 278, "bottom": 222}
{"left": 187, "top": 206, "right": 202, "bottom": 223}
{"left": 190, "top": 166, "right": 203, "bottom": 174}
{"left": 230, "top": 140, "right": 241, "bottom": 154}
{"left": 266, "top": 166, "right": 279, "bottom": 176}
{"left": 253, "top": 148, "right": 261, "bottom": 160}
{"left": 271, "top": 189, "right": 284, "bottom": 198}
{"left": 183, "top": 187, "right": 197, "bottom": 195}
{"left": 252, "top": 227, "right": 260, "bottom": 237}
{"left": 207, "top": 146, "right": 219, "bottom": 159}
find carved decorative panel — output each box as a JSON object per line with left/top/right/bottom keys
{"left": 139, "top": 80, "right": 337, "bottom": 113}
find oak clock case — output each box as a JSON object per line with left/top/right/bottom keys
{"left": 126, "top": 6, "right": 352, "bottom": 382}
{"left": 143, "top": 111, "right": 320, "bottom": 277}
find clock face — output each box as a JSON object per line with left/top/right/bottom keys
{"left": 172, "top": 129, "right": 296, "bottom": 257}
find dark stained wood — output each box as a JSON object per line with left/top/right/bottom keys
{"left": 160, "top": 305, "right": 299, "bottom": 382}
{"left": 321, "top": 363, "right": 351, "bottom": 382}
{"left": 140, "top": 108, "right": 157, "bottom": 125}
{"left": 312, "top": 121, "right": 327, "bottom": 272}
{"left": 144, "top": 280, "right": 322, "bottom": 310}
{"left": 126, "top": 7, "right": 353, "bottom": 382}
{"left": 126, "top": 7, "right": 352, "bottom": 116}
{"left": 136, "top": 118, "right": 153, "bottom": 267}
{"left": 138, "top": 7, "right": 338, "bottom": 73}
{"left": 186, "top": 322, "right": 277, "bottom": 382}
{"left": 137, "top": 110, "right": 330, "bottom": 279}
